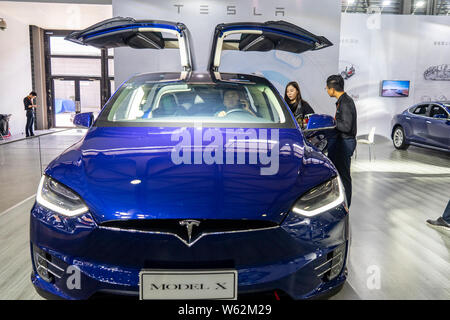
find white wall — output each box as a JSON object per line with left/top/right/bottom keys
{"left": 0, "top": 13, "right": 32, "bottom": 135}
{"left": 340, "top": 13, "right": 450, "bottom": 138}
{"left": 0, "top": 1, "right": 112, "bottom": 135}
{"left": 113, "top": 0, "right": 342, "bottom": 116}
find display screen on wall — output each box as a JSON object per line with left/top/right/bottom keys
{"left": 381, "top": 80, "right": 410, "bottom": 97}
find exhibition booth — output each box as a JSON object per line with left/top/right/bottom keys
{"left": 0, "top": 0, "right": 448, "bottom": 303}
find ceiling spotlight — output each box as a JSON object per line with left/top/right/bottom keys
{"left": 345, "top": 0, "right": 356, "bottom": 13}
{"left": 416, "top": 1, "right": 425, "bottom": 8}
{"left": 382, "top": 0, "right": 391, "bottom": 6}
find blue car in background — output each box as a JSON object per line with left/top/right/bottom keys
{"left": 391, "top": 102, "right": 450, "bottom": 152}
{"left": 30, "top": 17, "right": 349, "bottom": 300}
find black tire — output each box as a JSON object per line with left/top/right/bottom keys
{"left": 392, "top": 126, "right": 409, "bottom": 150}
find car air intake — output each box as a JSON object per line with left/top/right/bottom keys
{"left": 313, "top": 243, "right": 346, "bottom": 281}
{"left": 33, "top": 245, "right": 65, "bottom": 283}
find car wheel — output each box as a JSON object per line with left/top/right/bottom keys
{"left": 392, "top": 126, "right": 409, "bottom": 150}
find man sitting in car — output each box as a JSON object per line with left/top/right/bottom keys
{"left": 216, "top": 89, "right": 256, "bottom": 117}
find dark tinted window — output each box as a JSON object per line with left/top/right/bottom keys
{"left": 413, "top": 105, "right": 428, "bottom": 115}
{"left": 429, "top": 105, "right": 448, "bottom": 118}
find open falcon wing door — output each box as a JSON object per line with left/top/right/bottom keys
{"left": 65, "top": 17, "right": 194, "bottom": 71}
{"left": 208, "top": 20, "right": 332, "bottom": 72}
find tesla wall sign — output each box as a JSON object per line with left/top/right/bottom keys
{"left": 172, "top": 4, "right": 286, "bottom": 16}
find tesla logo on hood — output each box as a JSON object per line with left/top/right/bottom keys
{"left": 179, "top": 220, "right": 200, "bottom": 243}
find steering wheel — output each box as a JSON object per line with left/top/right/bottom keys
{"left": 224, "top": 108, "right": 253, "bottom": 116}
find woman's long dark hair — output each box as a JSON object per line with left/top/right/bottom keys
{"left": 284, "top": 81, "right": 303, "bottom": 106}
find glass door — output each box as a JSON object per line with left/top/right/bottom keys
{"left": 80, "top": 80, "right": 101, "bottom": 119}
{"left": 53, "top": 79, "right": 76, "bottom": 127}
{"left": 45, "top": 30, "right": 114, "bottom": 128}
{"left": 53, "top": 79, "right": 102, "bottom": 127}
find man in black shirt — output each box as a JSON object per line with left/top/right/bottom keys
{"left": 325, "top": 75, "right": 357, "bottom": 207}
{"left": 24, "top": 91, "right": 37, "bottom": 137}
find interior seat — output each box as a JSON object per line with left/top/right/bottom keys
{"left": 152, "top": 94, "right": 187, "bottom": 117}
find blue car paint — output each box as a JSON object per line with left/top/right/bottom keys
{"left": 43, "top": 126, "right": 334, "bottom": 224}
{"left": 31, "top": 201, "right": 348, "bottom": 300}
{"left": 84, "top": 23, "right": 182, "bottom": 40}
{"left": 30, "top": 70, "right": 348, "bottom": 299}
{"left": 73, "top": 112, "right": 94, "bottom": 128}
{"left": 30, "top": 123, "right": 347, "bottom": 299}
{"left": 306, "top": 114, "right": 336, "bottom": 131}
{"left": 391, "top": 102, "right": 450, "bottom": 152}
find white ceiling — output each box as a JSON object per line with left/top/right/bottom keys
{"left": 0, "top": 1, "right": 112, "bottom": 29}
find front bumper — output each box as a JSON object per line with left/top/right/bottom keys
{"left": 30, "top": 203, "right": 349, "bottom": 300}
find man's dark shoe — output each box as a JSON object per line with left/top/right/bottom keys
{"left": 426, "top": 217, "right": 450, "bottom": 231}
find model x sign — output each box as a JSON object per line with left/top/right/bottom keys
{"left": 139, "top": 270, "right": 238, "bottom": 300}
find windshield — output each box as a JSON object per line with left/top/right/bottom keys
{"left": 96, "top": 77, "right": 293, "bottom": 128}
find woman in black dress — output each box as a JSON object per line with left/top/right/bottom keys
{"left": 284, "top": 81, "right": 314, "bottom": 128}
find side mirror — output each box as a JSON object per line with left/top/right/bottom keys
{"left": 302, "top": 114, "right": 336, "bottom": 152}
{"left": 73, "top": 112, "right": 94, "bottom": 128}
{"left": 304, "top": 114, "right": 336, "bottom": 131}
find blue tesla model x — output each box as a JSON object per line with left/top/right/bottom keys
{"left": 30, "top": 17, "right": 349, "bottom": 300}
{"left": 391, "top": 102, "right": 450, "bottom": 152}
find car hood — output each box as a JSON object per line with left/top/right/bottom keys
{"left": 45, "top": 126, "right": 335, "bottom": 224}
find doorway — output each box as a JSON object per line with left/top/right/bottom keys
{"left": 52, "top": 78, "right": 101, "bottom": 127}
{"left": 44, "top": 30, "right": 114, "bottom": 128}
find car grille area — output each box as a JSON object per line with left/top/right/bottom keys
{"left": 99, "top": 219, "right": 279, "bottom": 245}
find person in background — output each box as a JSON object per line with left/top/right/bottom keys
{"left": 325, "top": 75, "right": 357, "bottom": 208}
{"left": 24, "top": 91, "right": 37, "bottom": 137}
{"left": 427, "top": 200, "right": 450, "bottom": 232}
{"left": 284, "top": 81, "right": 314, "bottom": 128}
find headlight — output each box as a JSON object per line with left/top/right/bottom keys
{"left": 36, "top": 175, "right": 88, "bottom": 217}
{"left": 292, "top": 176, "right": 345, "bottom": 217}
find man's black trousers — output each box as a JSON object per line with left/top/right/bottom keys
{"left": 25, "top": 110, "right": 34, "bottom": 137}
{"left": 328, "top": 137, "right": 356, "bottom": 207}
